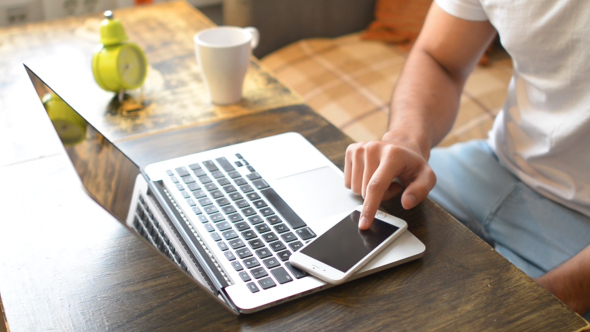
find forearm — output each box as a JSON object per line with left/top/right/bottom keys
{"left": 385, "top": 47, "right": 466, "bottom": 159}
{"left": 536, "top": 244, "right": 590, "bottom": 314}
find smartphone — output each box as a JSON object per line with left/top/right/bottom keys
{"left": 289, "top": 206, "right": 407, "bottom": 284}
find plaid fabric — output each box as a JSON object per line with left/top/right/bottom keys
{"left": 261, "top": 33, "right": 513, "bottom": 146}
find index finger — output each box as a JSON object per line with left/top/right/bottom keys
{"left": 358, "top": 160, "right": 404, "bottom": 230}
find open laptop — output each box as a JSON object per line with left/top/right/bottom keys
{"left": 25, "top": 65, "right": 425, "bottom": 314}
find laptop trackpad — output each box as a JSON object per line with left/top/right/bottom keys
{"left": 274, "top": 166, "right": 362, "bottom": 224}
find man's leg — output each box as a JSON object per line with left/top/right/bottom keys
{"left": 428, "top": 140, "right": 590, "bottom": 319}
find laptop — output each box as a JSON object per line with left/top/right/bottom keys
{"left": 25, "top": 65, "right": 425, "bottom": 314}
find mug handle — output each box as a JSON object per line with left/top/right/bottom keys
{"left": 244, "top": 27, "right": 259, "bottom": 49}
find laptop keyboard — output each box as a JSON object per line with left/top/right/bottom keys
{"left": 168, "top": 154, "right": 314, "bottom": 293}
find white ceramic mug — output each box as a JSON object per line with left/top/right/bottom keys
{"left": 194, "top": 26, "right": 259, "bottom": 105}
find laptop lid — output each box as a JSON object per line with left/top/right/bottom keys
{"left": 24, "top": 65, "right": 239, "bottom": 314}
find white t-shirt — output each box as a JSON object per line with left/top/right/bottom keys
{"left": 435, "top": 0, "right": 590, "bottom": 217}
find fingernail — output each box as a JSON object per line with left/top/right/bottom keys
{"left": 405, "top": 194, "right": 416, "bottom": 209}
{"left": 359, "top": 217, "right": 368, "bottom": 229}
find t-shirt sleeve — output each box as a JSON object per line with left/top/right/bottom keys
{"left": 435, "top": 0, "right": 489, "bottom": 21}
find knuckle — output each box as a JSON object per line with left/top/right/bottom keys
{"left": 366, "top": 179, "right": 383, "bottom": 193}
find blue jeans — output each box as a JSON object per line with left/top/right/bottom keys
{"left": 428, "top": 140, "right": 590, "bottom": 320}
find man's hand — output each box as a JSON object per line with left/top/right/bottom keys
{"left": 344, "top": 134, "right": 436, "bottom": 230}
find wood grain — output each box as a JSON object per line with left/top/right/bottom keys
{"left": 0, "top": 1, "right": 301, "bottom": 167}
{"left": 2, "top": 105, "right": 589, "bottom": 331}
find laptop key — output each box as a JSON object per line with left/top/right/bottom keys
{"left": 251, "top": 179, "right": 269, "bottom": 190}
{"left": 246, "top": 172, "right": 261, "bottom": 181}
{"left": 239, "top": 271, "right": 251, "bottom": 282}
{"left": 260, "top": 188, "right": 307, "bottom": 229}
{"left": 181, "top": 191, "right": 190, "bottom": 199}
{"left": 223, "top": 185, "right": 237, "bottom": 193}
{"left": 222, "top": 205, "right": 237, "bottom": 215}
{"left": 236, "top": 248, "right": 253, "bottom": 259}
{"left": 170, "top": 176, "right": 179, "bottom": 184}
{"left": 235, "top": 161, "right": 243, "bottom": 167}
{"left": 215, "top": 157, "right": 235, "bottom": 172}
{"left": 259, "top": 207, "right": 274, "bottom": 217}
{"left": 222, "top": 230, "right": 238, "bottom": 240}
{"left": 271, "top": 267, "right": 293, "bottom": 284}
{"left": 192, "top": 207, "right": 202, "bottom": 215}
{"left": 216, "top": 221, "right": 232, "bottom": 232}
{"left": 234, "top": 221, "right": 250, "bottom": 231}
{"left": 234, "top": 177, "right": 247, "bottom": 186}
{"left": 262, "top": 233, "right": 279, "bottom": 243}
{"left": 186, "top": 199, "right": 196, "bottom": 207}
{"left": 247, "top": 166, "right": 256, "bottom": 172}
{"left": 204, "top": 224, "right": 215, "bottom": 232}
{"left": 285, "top": 262, "right": 308, "bottom": 279}
{"left": 251, "top": 267, "right": 268, "bottom": 279}
{"left": 211, "top": 171, "right": 224, "bottom": 179}
{"left": 255, "top": 248, "right": 273, "bottom": 259}
{"left": 193, "top": 190, "right": 207, "bottom": 199}
{"left": 228, "top": 213, "right": 244, "bottom": 223}
{"left": 175, "top": 167, "right": 190, "bottom": 177}
{"left": 204, "top": 183, "right": 218, "bottom": 191}
{"left": 242, "top": 207, "right": 256, "bottom": 216}
{"left": 229, "top": 238, "right": 245, "bottom": 249}
{"left": 202, "top": 160, "right": 219, "bottom": 172}
{"left": 246, "top": 282, "right": 259, "bottom": 293}
{"left": 281, "top": 232, "right": 296, "bottom": 242}
{"left": 176, "top": 183, "right": 185, "bottom": 191}
{"left": 193, "top": 168, "right": 207, "bottom": 177}
{"left": 241, "top": 230, "right": 257, "bottom": 240}
{"left": 182, "top": 176, "right": 196, "bottom": 184}
{"left": 288, "top": 241, "right": 303, "bottom": 251}
{"left": 231, "top": 261, "right": 243, "bottom": 271}
{"left": 246, "top": 192, "right": 261, "bottom": 201}
{"left": 210, "top": 190, "right": 224, "bottom": 199}
{"left": 187, "top": 182, "right": 201, "bottom": 191}
{"left": 273, "top": 224, "right": 289, "bottom": 233}
{"left": 248, "top": 215, "right": 263, "bottom": 225}
{"left": 248, "top": 239, "right": 265, "bottom": 249}
{"left": 239, "top": 184, "right": 254, "bottom": 193}
{"left": 277, "top": 250, "right": 291, "bottom": 261}
{"left": 198, "top": 198, "right": 212, "bottom": 206}
{"left": 216, "top": 197, "right": 230, "bottom": 206}
{"left": 218, "top": 242, "right": 229, "bottom": 251}
{"left": 198, "top": 215, "right": 209, "bottom": 223}
{"left": 258, "top": 277, "right": 276, "bottom": 290}
{"left": 210, "top": 232, "right": 222, "bottom": 241}
{"left": 269, "top": 241, "right": 287, "bottom": 252}
{"left": 228, "top": 171, "right": 241, "bottom": 179}
{"left": 204, "top": 206, "right": 219, "bottom": 214}
{"left": 166, "top": 170, "right": 174, "bottom": 176}
{"left": 210, "top": 213, "right": 225, "bottom": 222}
{"left": 242, "top": 257, "right": 260, "bottom": 269}
{"left": 229, "top": 192, "right": 243, "bottom": 201}
{"left": 199, "top": 175, "right": 212, "bottom": 184}
{"left": 236, "top": 200, "right": 250, "bottom": 209}
{"left": 235, "top": 153, "right": 243, "bottom": 159}
{"left": 253, "top": 200, "right": 268, "bottom": 209}
{"left": 217, "top": 177, "right": 231, "bottom": 186}
{"left": 266, "top": 216, "right": 282, "bottom": 225}
{"left": 263, "top": 257, "right": 280, "bottom": 269}
{"left": 296, "top": 228, "right": 317, "bottom": 240}
{"left": 189, "top": 163, "right": 201, "bottom": 170}
{"left": 224, "top": 251, "right": 236, "bottom": 261}
{"left": 255, "top": 224, "right": 271, "bottom": 234}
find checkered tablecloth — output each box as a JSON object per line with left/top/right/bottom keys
{"left": 262, "top": 33, "right": 513, "bottom": 146}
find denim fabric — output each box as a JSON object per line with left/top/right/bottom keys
{"left": 428, "top": 140, "right": 590, "bottom": 320}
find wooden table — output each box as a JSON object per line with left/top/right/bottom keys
{"left": 1, "top": 2, "right": 588, "bottom": 331}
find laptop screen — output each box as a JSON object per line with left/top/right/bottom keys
{"left": 25, "top": 65, "right": 141, "bottom": 223}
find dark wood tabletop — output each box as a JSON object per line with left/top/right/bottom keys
{"left": 1, "top": 2, "right": 589, "bottom": 331}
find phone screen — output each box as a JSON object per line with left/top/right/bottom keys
{"left": 299, "top": 210, "right": 399, "bottom": 272}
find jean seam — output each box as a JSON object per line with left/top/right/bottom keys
{"left": 483, "top": 182, "right": 520, "bottom": 233}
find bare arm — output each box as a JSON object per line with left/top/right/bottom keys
{"left": 344, "top": 3, "right": 497, "bottom": 229}
{"left": 536, "top": 244, "right": 590, "bottom": 315}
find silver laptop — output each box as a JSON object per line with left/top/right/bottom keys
{"left": 25, "top": 65, "right": 425, "bottom": 314}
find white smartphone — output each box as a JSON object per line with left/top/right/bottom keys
{"left": 289, "top": 205, "right": 407, "bottom": 284}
